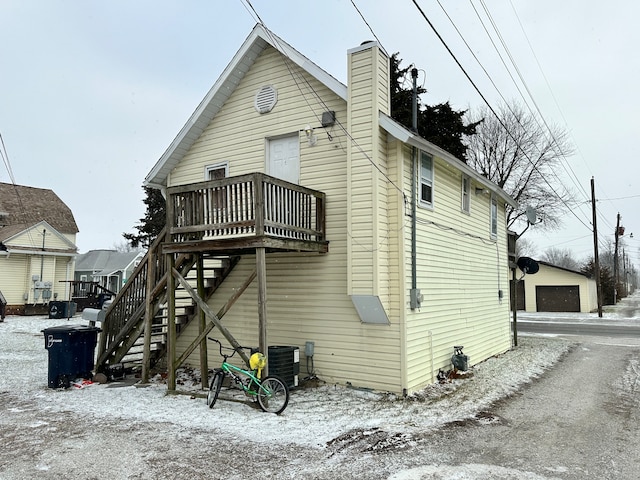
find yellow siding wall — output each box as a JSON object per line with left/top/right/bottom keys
{"left": 0, "top": 253, "right": 72, "bottom": 305}
{"left": 400, "top": 143, "right": 512, "bottom": 392}
{"left": 10, "top": 228, "right": 73, "bottom": 250}
{"left": 171, "top": 45, "right": 403, "bottom": 392}
{"left": 167, "top": 42, "right": 511, "bottom": 395}
{"left": 0, "top": 254, "right": 29, "bottom": 304}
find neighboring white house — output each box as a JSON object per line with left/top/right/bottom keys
{"left": 75, "top": 249, "right": 145, "bottom": 294}
{"left": 518, "top": 261, "right": 598, "bottom": 313}
{"left": 0, "top": 182, "right": 78, "bottom": 315}
{"left": 143, "top": 24, "right": 517, "bottom": 394}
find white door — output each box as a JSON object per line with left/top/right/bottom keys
{"left": 268, "top": 135, "right": 299, "bottom": 184}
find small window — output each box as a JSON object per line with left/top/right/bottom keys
{"left": 205, "top": 163, "right": 229, "bottom": 216}
{"left": 490, "top": 194, "right": 498, "bottom": 237}
{"left": 419, "top": 151, "right": 433, "bottom": 206}
{"left": 206, "top": 163, "right": 228, "bottom": 180}
{"left": 461, "top": 175, "right": 470, "bottom": 213}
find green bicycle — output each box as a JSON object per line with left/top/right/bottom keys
{"left": 207, "top": 337, "right": 290, "bottom": 414}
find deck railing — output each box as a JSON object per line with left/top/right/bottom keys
{"left": 166, "top": 173, "right": 326, "bottom": 245}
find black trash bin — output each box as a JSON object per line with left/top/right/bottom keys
{"left": 42, "top": 325, "right": 101, "bottom": 388}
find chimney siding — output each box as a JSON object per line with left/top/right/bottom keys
{"left": 346, "top": 42, "right": 391, "bottom": 296}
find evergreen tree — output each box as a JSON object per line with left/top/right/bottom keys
{"left": 122, "top": 187, "right": 166, "bottom": 249}
{"left": 389, "top": 53, "right": 481, "bottom": 162}
{"left": 582, "top": 259, "right": 615, "bottom": 305}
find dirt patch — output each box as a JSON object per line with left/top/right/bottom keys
{"left": 326, "top": 427, "right": 415, "bottom": 456}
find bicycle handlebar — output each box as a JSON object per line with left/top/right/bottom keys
{"left": 207, "top": 337, "right": 252, "bottom": 358}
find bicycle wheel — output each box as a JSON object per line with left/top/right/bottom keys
{"left": 256, "top": 376, "right": 289, "bottom": 414}
{"left": 207, "top": 371, "right": 224, "bottom": 409}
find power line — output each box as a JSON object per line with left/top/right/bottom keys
{"left": 409, "top": 0, "right": 592, "bottom": 234}
{"left": 240, "top": 0, "right": 407, "bottom": 202}
{"left": 472, "top": 0, "right": 590, "bottom": 204}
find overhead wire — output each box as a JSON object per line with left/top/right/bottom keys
{"left": 506, "top": 1, "right": 625, "bottom": 251}
{"left": 409, "top": 0, "right": 592, "bottom": 234}
{"left": 436, "top": 0, "right": 591, "bottom": 231}
{"left": 241, "top": 0, "right": 405, "bottom": 202}
{"left": 447, "top": 0, "right": 592, "bottom": 233}
{"left": 474, "top": 0, "right": 592, "bottom": 230}
{"left": 0, "top": 132, "right": 38, "bottom": 248}
{"left": 240, "top": 0, "right": 407, "bottom": 252}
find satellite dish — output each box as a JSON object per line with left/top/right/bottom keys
{"left": 517, "top": 256, "right": 539, "bottom": 275}
{"left": 525, "top": 206, "right": 537, "bottom": 225}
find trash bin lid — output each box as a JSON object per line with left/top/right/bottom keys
{"left": 42, "top": 324, "right": 102, "bottom": 334}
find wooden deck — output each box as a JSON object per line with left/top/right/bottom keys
{"left": 164, "top": 172, "right": 328, "bottom": 255}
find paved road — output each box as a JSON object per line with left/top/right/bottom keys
{"left": 515, "top": 292, "right": 640, "bottom": 340}
{"left": 516, "top": 320, "right": 640, "bottom": 337}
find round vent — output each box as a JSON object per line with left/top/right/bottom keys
{"left": 254, "top": 85, "right": 278, "bottom": 114}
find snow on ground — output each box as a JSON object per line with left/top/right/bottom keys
{"left": 1, "top": 294, "right": 639, "bottom": 479}
{"left": 1, "top": 317, "right": 571, "bottom": 449}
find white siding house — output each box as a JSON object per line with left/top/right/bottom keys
{"left": 144, "top": 25, "right": 516, "bottom": 394}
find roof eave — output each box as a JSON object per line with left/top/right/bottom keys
{"left": 379, "top": 112, "right": 518, "bottom": 208}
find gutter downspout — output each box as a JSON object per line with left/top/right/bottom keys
{"left": 410, "top": 68, "right": 418, "bottom": 300}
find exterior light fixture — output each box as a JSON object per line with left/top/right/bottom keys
{"left": 304, "top": 125, "right": 316, "bottom": 146}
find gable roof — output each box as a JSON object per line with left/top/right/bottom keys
{"left": 0, "top": 220, "right": 77, "bottom": 254}
{"left": 538, "top": 260, "right": 591, "bottom": 278}
{"left": 144, "top": 23, "right": 347, "bottom": 189}
{"left": 0, "top": 182, "right": 78, "bottom": 242}
{"left": 75, "top": 249, "right": 143, "bottom": 276}
{"left": 143, "top": 24, "right": 516, "bottom": 209}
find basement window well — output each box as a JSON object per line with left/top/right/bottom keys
{"left": 351, "top": 295, "right": 390, "bottom": 325}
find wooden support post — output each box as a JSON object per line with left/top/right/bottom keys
{"left": 196, "top": 254, "right": 208, "bottom": 390}
{"left": 141, "top": 252, "right": 156, "bottom": 383}
{"left": 173, "top": 269, "right": 257, "bottom": 371}
{"left": 167, "top": 253, "right": 177, "bottom": 391}
{"left": 256, "top": 247, "right": 268, "bottom": 376}
{"left": 172, "top": 267, "right": 252, "bottom": 367}
{"left": 512, "top": 267, "right": 518, "bottom": 347}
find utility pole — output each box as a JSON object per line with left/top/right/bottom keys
{"left": 614, "top": 212, "right": 621, "bottom": 304}
{"left": 591, "top": 178, "right": 603, "bottom": 317}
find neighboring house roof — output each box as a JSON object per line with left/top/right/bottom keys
{"left": 145, "top": 24, "right": 347, "bottom": 189}
{"left": 144, "top": 23, "right": 516, "bottom": 209}
{"left": 0, "top": 182, "right": 79, "bottom": 242}
{"left": 537, "top": 260, "right": 592, "bottom": 278}
{"left": 76, "top": 250, "right": 143, "bottom": 277}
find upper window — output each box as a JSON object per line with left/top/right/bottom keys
{"left": 461, "top": 175, "right": 470, "bottom": 213}
{"left": 419, "top": 151, "right": 433, "bottom": 207}
{"left": 206, "top": 163, "right": 228, "bottom": 180}
{"left": 490, "top": 194, "right": 498, "bottom": 237}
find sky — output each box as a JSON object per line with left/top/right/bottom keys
{"left": 1, "top": 1, "right": 638, "bottom": 267}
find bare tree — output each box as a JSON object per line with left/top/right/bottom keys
{"left": 541, "top": 247, "right": 580, "bottom": 270}
{"left": 515, "top": 236, "right": 537, "bottom": 259}
{"left": 464, "top": 101, "right": 575, "bottom": 236}
{"left": 112, "top": 240, "right": 143, "bottom": 253}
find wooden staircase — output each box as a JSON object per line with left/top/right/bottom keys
{"left": 95, "top": 229, "right": 239, "bottom": 378}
